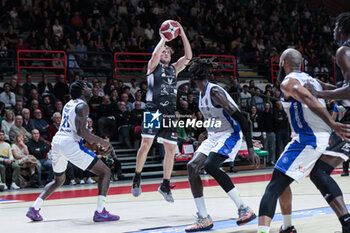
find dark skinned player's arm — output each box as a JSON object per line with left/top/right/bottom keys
{"left": 211, "top": 87, "right": 254, "bottom": 149}
{"left": 76, "top": 103, "right": 109, "bottom": 147}
{"left": 315, "top": 47, "right": 350, "bottom": 99}
{"left": 282, "top": 78, "right": 337, "bottom": 126}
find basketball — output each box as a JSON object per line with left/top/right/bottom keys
{"left": 160, "top": 20, "right": 180, "bottom": 41}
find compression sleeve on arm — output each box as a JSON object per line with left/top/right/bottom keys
{"left": 231, "top": 111, "right": 254, "bottom": 149}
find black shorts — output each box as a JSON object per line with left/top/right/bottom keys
{"left": 324, "top": 109, "right": 350, "bottom": 161}
{"left": 141, "top": 105, "right": 177, "bottom": 144}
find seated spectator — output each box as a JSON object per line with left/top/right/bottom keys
{"left": 15, "top": 86, "right": 27, "bottom": 105}
{"left": 27, "top": 89, "right": 42, "bottom": 109}
{"left": 89, "top": 87, "right": 103, "bottom": 122}
{"left": 41, "top": 94, "right": 55, "bottom": 122}
{"left": 0, "top": 83, "right": 16, "bottom": 108}
{"left": 67, "top": 47, "right": 84, "bottom": 82}
{"left": 54, "top": 99, "right": 63, "bottom": 114}
{"left": 178, "top": 101, "right": 193, "bottom": 117}
{"left": 187, "top": 92, "right": 199, "bottom": 114}
{"left": 87, "top": 117, "right": 96, "bottom": 134}
{"left": 118, "top": 93, "right": 133, "bottom": 111}
{"left": 110, "top": 89, "right": 119, "bottom": 103}
{"left": 123, "top": 86, "right": 135, "bottom": 102}
{"left": 37, "top": 74, "right": 54, "bottom": 96}
{"left": 32, "top": 109, "right": 49, "bottom": 140}
{"left": 1, "top": 110, "right": 15, "bottom": 141}
{"left": 132, "top": 91, "right": 145, "bottom": 109}
{"left": 14, "top": 100, "right": 23, "bottom": 116}
{"left": 129, "top": 79, "right": 138, "bottom": 98}
{"left": 22, "top": 108, "right": 35, "bottom": 133}
{"left": 26, "top": 129, "right": 53, "bottom": 185}
{"left": 97, "top": 96, "right": 118, "bottom": 139}
{"left": 9, "top": 76, "right": 20, "bottom": 94}
{"left": 115, "top": 101, "right": 133, "bottom": 148}
{"left": 54, "top": 75, "right": 69, "bottom": 101}
{"left": 0, "top": 130, "right": 20, "bottom": 190}
{"left": 175, "top": 111, "right": 195, "bottom": 152}
{"left": 9, "top": 115, "right": 32, "bottom": 143}
{"left": 11, "top": 133, "right": 39, "bottom": 187}
{"left": 29, "top": 99, "right": 44, "bottom": 119}
{"left": 240, "top": 85, "right": 251, "bottom": 111}
{"left": 251, "top": 88, "right": 264, "bottom": 112}
{"left": 22, "top": 75, "right": 36, "bottom": 97}
{"left": 47, "top": 112, "right": 61, "bottom": 142}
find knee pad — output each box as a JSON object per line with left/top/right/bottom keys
{"left": 310, "top": 160, "right": 342, "bottom": 203}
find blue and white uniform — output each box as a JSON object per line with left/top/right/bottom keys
{"left": 276, "top": 72, "right": 331, "bottom": 182}
{"left": 52, "top": 98, "right": 97, "bottom": 174}
{"left": 196, "top": 82, "right": 243, "bottom": 160}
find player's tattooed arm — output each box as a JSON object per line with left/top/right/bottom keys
{"left": 75, "top": 102, "right": 110, "bottom": 149}
{"left": 282, "top": 78, "right": 350, "bottom": 141}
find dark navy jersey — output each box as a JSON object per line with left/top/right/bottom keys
{"left": 336, "top": 40, "right": 350, "bottom": 107}
{"left": 146, "top": 62, "right": 177, "bottom": 108}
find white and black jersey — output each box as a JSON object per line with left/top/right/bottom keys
{"left": 146, "top": 62, "right": 177, "bottom": 108}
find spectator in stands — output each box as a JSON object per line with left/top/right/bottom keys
{"left": 179, "top": 101, "right": 193, "bottom": 116}
{"left": 9, "top": 115, "right": 31, "bottom": 143}
{"left": 47, "top": 112, "right": 61, "bottom": 142}
{"left": 22, "top": 108, "right": 35, "bottom": 133}
{"left": 52, "top": 19, "right": 64, "bottom": 39}
{"left": 240, "top": 85, "right": 251, "bottom": 111}
{"left": 15, "top": 86, "right": 27, "bottom": 105}
{"left": 54, "top": 99, "right": 63, "bottom": 114}
{"left": 250, "top": 105, "right": 263, "bottom": 141}
{"left": 1, "top": 110, "right": 15, "bottom": 142}
{"left": 97, "top": 95, "right": 117, "bottom": 139}
{"left": 89, "top": 87, "right": 103, "bottom": 123}
{"left": 123, "top": 86, "right": 135, "bottom": 103}
{"left": 110, "top": 89, "right": 119, "bottom": 103}
{"left": 22, "top": 75, "right": 36, "bottom": 97}
{"left": 139, "top": 81, "right": 147, "bottom": 102}
{"left": 132, "top": 91, "right": 145, "bottom": 109}
{"left": 250, "top": 88, "right": 264, "bottom": 112}
{"left": 14, "top": 101, "right": 23, "bottom": 116}
{"left": 115, "top": 101, "right": 132, "bottom": 148}
{"left": 27, "top": 129, "right": 53, "bottom": 185}
{"left": 75, "top": 38, "right": 88, "bottom": 62}
{"left": 273, "top": 101, "right": 290, "bottom": 159}
{"left": 129, "top": 79, "right": 138, "bottom": 98}
{"left": 4, "top": 24, "right": 18, "bottom": 50}
{"left": 0, "top": 83, "right": 16, "bottom": 108}
{"left": 37, "top": 74, "right": 54, "bottom": 96}
{"left": 260, "top": 102, "right": 276, "bottom": 166}
{"left": 53, "top": 75, "right": 69, "bottom": 101}
{"left": 118, "top": 93, "right": 133, "bottom": 111}
{"left": 27, "top": 89, "right": 42, "bottom": 108}
{"left": 32, "top": 109, "right": 49, "bottom": 140}
{"left": 0, "top": 129, "right": 20, "bottom": 190}
{"left": 29, "top": 100, "right": 44, "bottom": 119}
{"left": 175, "top": 111, "right": 194, "bottom": 152}
{"left": 9, "top": 76, "right": 20, "bottom": 94}
{"left": 41, "top": 94, "right": 55, "bottom": 122}
{"left": 187, "top": 92, "right": 198, "bottom": 114}
{"left": 11, "top": 133, "right": 39, "bottom": 188}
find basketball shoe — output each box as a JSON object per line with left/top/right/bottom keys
{"left": 131, "top": 174, "right": 142, "bottom": 197}
{"left": 279, "top": 225, "right": 297, "bottom": 233}
{"left": 185, "top": 213, "right": 213, "bottom": 232}
{"left": 158, "top": 183, "right": 174, "bottom": 202}
{"left": 93, "top": 208, "right": 120, "bottom": 222}
{"left": 236, "top": 206, "right": 256, "bottom": 226}
{"left": 26, "top": 207, "right": 43, "bottom": 221}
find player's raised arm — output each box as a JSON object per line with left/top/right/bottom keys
{"left": 173, "top": 23, "right": 192, "bottom": 75}
{"left": 75, "top": 102, "right": 110, "bottom": 149}
{"left": 147, "top": 33, "right": 167, "bottom": 75}
{"left": 211, "top": 87, "right": 260, "bottom": 166}
{"left": 281, "top": 78, "right": 350, "bottom": 141}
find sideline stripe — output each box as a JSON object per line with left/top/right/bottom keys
{"left": 130, "top": 205, "right": 350, "bottom": 233}
{"left": 0, "top": 170, "right": 343, "bottom": 202}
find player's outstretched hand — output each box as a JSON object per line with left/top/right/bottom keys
{"left": 304, "top": 81, "right": 320, "bottom": 98}
{"left": 248, "top": 148, "right": 260, "bottom": 167}
{"left": 331, "top": 122, "right": 350, "bottom": 142}
{"left": 176, "top": 21, "right": 184, "bottom": 36}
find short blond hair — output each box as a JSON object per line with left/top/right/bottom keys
{"left": 164, "top": 45, "right": 174, "bottom": 54}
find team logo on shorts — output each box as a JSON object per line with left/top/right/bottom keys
{"left": 143, "top": 110, "right": 162, "bottom": 129}
{"left": 282, "top": 157, "right": 289, "bottom": 164}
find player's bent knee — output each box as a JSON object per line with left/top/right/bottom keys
{"left": 187, "top": 160, "right": 200, "bottom": 175}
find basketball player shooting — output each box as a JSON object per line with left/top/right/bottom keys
{"left": 184, "top": 57, "right": 260, "bottom": 232}
{"left": 26, "top": 81, "right": 120, "bottom": 222}
{"left": 132, "top": 21, "right": 192, "bottom": 202}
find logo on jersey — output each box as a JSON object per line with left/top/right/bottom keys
{"left": 143, "top": 110, "right": 162, "bottom": 129}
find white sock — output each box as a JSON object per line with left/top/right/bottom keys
{"left": 227, "top": 188, "right": 246, "bottom": 209}
{"left": 282, "top": 214, "right": 292, "bottom": 230}
{"left": 96, "top": 195, "right": 106, "bottom": 213}
{"left": 194, "top": 197, "right": 208, "bottom": 218}
{"left": 257, "top": 226, "right": 270, "bottom": 233}
{"left": 32, "top": 198, "right": 43, "bottom": 211}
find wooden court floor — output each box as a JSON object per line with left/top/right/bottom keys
{"left": 0, "top": 168, "right": 348, "bottom": 233}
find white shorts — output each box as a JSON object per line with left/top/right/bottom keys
{"left": 196, "top": 132, "right": 242, "bottom": 161}
{"left": 51, "top": 136, "right": 98, "bottom": 174}
{"left": 275, "top": 135, "right": 329, "bottom": 182}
